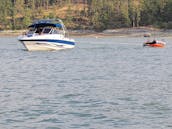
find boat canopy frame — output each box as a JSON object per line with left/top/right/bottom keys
{"left": 28, "top": 19, "right": 68, "bottom": 37}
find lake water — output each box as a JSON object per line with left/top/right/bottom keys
{"left": 0, "top": 36, "right": 172, "bottom": 129}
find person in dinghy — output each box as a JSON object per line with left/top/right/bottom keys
{"left": 143, "top": 39, "right": 165, "bottom": 47}
{"left": 145, "top": 40, "right": 156, "bottom": 44}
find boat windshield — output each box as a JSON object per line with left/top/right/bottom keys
{"left": 51, "top": 28, "right": 63, "bottom": 34}
{"left": 42, "top": 27, "right": 52, "bottom": 34}
{"left": 28, "top": 28, "right": 36, "bottom": 34}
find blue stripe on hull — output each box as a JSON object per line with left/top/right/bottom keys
{"left": 19, "top": 39, "right": 75, "bottom": 45}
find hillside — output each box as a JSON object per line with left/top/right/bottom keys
{"left": 1, "top": 0, "right": 172, "bottom": 31}
{"left": 41, "top": 3, "right": 88, "bottom": 29}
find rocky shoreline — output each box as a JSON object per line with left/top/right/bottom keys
{"left": 0, "top": 27, "right": 172, "bottom": 37}
{"left": 70, "top": 27, "right": 172, "bottom": 37}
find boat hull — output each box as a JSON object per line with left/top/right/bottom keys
{"left": 18, "top": 19, "right": 75, "bottom": 51}
{"left": 19, "top": 38, "right": 75, "bottom": 51}
{"left": 143, "top": 43, "right": 165, "bottom": 48}
{"left": 143, "top": 41, "right": 166, "bottom": 48}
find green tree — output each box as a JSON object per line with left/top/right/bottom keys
{"left": 128, "top": 0, "right": 143, "bottom": 27}
{"left": 140, "top": 0, "right": 167, "bottom": 26}
{"left": 0, "top": 0, "right": 12, "bottom": 29}
{"left": 23, "top": 8, "right": 31, "bottom": 28}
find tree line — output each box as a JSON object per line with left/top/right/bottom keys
{"left": 0, "top": 0, "right": 172, "bottom": 31}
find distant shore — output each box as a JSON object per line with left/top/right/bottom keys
{"left": 70, "top": 27, "right": 172, "bottom": 38}
{"left": 1, "top": 27, "right": 172, "bottom": 37}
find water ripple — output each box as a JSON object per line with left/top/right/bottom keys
{"left": 0, "top": 36, "right": 172, "bottom": 128}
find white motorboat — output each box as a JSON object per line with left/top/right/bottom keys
{"left": 18, "top": 19, "right": 75, "bottom": 51}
